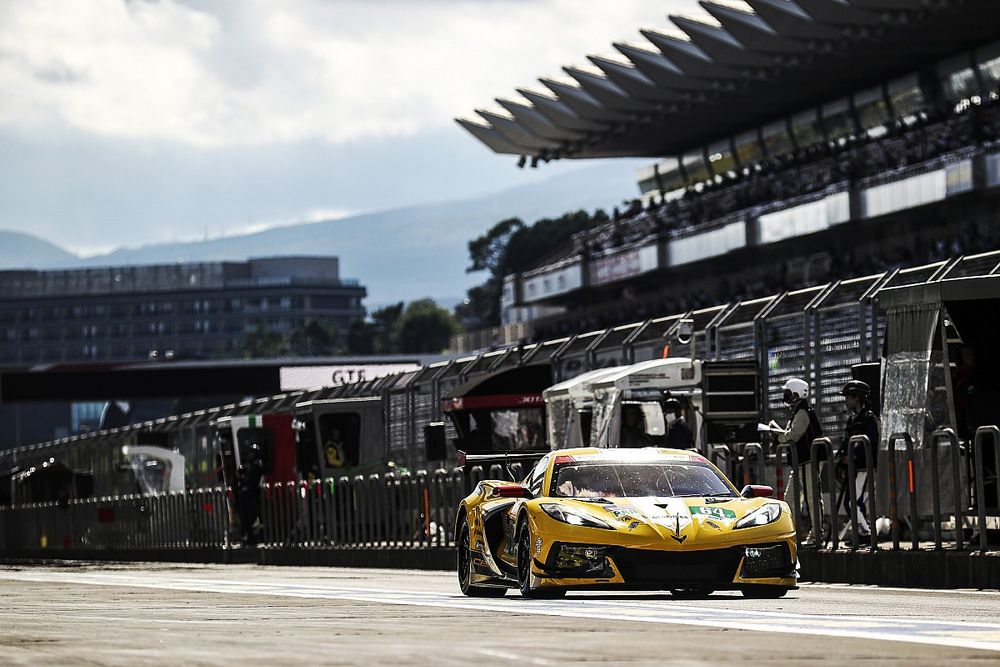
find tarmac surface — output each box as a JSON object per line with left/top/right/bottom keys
{"left": 0, "top": 562, "right": 999, "bottom": 665}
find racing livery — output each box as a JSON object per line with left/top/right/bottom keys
{"left": 456, "top": 448, "right": 797, "bottom": 598}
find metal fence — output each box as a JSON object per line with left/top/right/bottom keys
{"left": 714, "top": 425, "right": 1000, "bottom": 553}
{"left": 0, "top": 488, "right": 230, "bottom": 552}
{"left": 2, "top": 439, "right": 997, "bottom": 558}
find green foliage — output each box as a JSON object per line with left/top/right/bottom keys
{"left": 239, "top": 324, "right": 286, "bottom": 359}
{"left": 459, "top": 209, "right": 608, "bottom": 328}
{"left": 395, "top": 298, "right": 460, "bottom": 353}
{"left": 466, "top": 217, "right": 525, "bottom": 274}
{"left": 346, "top": 318, "right": 374, "bottom": 355}
{"left": 287, "top": 318, "right": 340, "bottom": 356}
{"left": 237, "top": 299, "right": 458, "bottom": 358}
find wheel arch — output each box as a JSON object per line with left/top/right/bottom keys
{"left": 454, "top": 503, "right": 469, "bottom": 543}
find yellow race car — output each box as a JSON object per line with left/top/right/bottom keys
{"left": 456, "top": 448, "right": 797, "bottom": 599}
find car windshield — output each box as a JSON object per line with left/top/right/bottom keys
{"left": 550, "top": 462, "right": 735, "bottom": 499}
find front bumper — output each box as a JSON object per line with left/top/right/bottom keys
{"left": 536, "top": 539, "right": 797, "bottom": 590}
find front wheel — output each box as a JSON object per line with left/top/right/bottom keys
{"left": 741, "top": 585, "right": 790, "bottom": 599}
{"left": 457, "top": 514, "right": 506, "bottom": 598}
{"left": 517, "top": 518, "right": 565, "bottom": 599}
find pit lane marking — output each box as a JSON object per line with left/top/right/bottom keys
{"left": 472, "top": 648, "right": 552, "bottom": 665}
{"left": 799, "top": 582, "right": 1000, "bottom": 597}
{"left": 3, "top": 571, "right": 1000, "bottom": 654}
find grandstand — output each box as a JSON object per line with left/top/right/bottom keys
{"left": 452, "top": 0, "right": 1000, "bottom": 435}
{"left": 456, "top": 0, "right": 1000, "bottom": 343}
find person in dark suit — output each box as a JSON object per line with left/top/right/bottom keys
{"left": 664, "top": 398, "right": 694, "bottom": 450}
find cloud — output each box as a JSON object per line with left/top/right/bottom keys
{"left": 0, "top": 0, "right": 690, "bottom": 147}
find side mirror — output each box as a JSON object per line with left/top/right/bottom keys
{"left": 491, "top": 484, "right": 533, "bottom": 499}
{"left": 741, "top": 484, "right": 774, "bottom": 498}
{"left": 424, "top": 422, "right": 447, "bottom": 462}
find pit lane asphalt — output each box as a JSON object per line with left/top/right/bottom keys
{"left": 1, "top": 563, "right": 998, "bottom": 665}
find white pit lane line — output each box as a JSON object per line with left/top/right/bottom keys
{"left": 3, "top": 570, "right": 1000, "bottom": 653}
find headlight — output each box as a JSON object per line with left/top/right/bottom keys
{"left": 540, "top": 503, "right": 613, "bottom": 530}
{"left": 734, "top": 503, "right": 782, "bottom": 529}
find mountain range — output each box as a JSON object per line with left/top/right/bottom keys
{"left": 0, "top": 161, "right": 642, "bottom": 307}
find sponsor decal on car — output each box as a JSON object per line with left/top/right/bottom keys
{"left": 691, "top": 506, "right": 737, "bottom": 520}
{"left": 608, "top": 507, "right": 636, "bottom": 521}
{"left": 535, "top": 537, "right": 543, "bottom": 556}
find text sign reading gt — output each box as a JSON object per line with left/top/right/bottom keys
{"left": 456, "top": 448, "right": 797, "bottom": 598}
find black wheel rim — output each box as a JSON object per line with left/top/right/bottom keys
{"left": 517, "top": 529, "right": 529, "bottom": 590}
{"left": 458, "top": 523, "right": 471, "bottom": 591}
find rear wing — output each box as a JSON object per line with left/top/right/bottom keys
{"left": 456, "top": 450, "right": 547, "bottom": 481}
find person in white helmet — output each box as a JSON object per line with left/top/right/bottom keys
{"left": 776, "top": 378, "right": 824, "bottom": 547}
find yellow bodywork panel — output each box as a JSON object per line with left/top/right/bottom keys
{"left": 458, "top": 447, "right": 798, "bottom": 592}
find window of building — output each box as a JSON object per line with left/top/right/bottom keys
{"left": 681, "top": 148, "right": 710, "bottom": 184}
{"left": 886, "top": 74, "right": 926, "bottom": 121}
{"left": 761, "top": 119, "right": 794, "bottom": 157}
{"left": 733, "top": 130, "right": 765, "bottom": 167}
{"left": 706, "top": 138, "right": 737, "bottom": 177}
{"left": 977, "top": 41, "right": 1000, "bottom": 92}
{"left": 821, "top": 97, "right": 856, "bottom": 143}
{"left": 791, "top": 109, "right": 824, "bottom": 149}
{"left": 854, "top": 85, "right": 890, "bottom": 137}
{"left": 656, "top": 156, "right": 685, "bottom": 193}
{"left": 938, "top": 53, "right": 979, "bottom": 103}
{"left": 311, "top": 295, "right": 349, "bottom": 310}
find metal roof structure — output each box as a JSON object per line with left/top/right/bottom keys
{"left": 457, "top": 0, "right": 1000, "bottom": 160}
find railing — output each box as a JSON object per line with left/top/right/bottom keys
{"left": 3, "top": 433, "right": 997, "bottom": 558}
{"left": 0, "top": 489, "right": 230, "bottom": 552}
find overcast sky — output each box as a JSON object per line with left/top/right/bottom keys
{"left": 0, "top": 0, "right": 695, "bottom": 256}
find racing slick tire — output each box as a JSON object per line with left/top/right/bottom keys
{"left": 741, "top": 585, "right": 790, "bottom": 599}
{"left": 517, "top": 517, "right": 566, "bottom": 599}
{"left": 457, "top": 514, "right": 507, "bottom": 598}
{"left": 669, "top": 588, "right": 714, "bottom": 599}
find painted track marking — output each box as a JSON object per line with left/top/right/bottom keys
{"left": 2, "top": 570, "right": 1000, "bottom": 653}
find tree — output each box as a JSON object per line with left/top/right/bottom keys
{"left": 395, "top": 299, "right": 460, "bottom": 353}
{"left": 238, "top": 324, "right": 286, "bottom": 359}
{"left": 370, "top": 302, "right": 404, "bottom": 353}
{"left": 459, "top": 209, "right": 609, "bottom": 328}
{"left": 287, "top": 318, "right": 340, "bottom": 356}
{"left": 467, "top": 217, "right": 525, "bottom": 274}
{"left": 346, "top": 318, "right": 375, "bottom": 355}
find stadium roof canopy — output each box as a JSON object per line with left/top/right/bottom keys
{"left": 457, "top": 0, "right": 1000, "bottom": 161}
